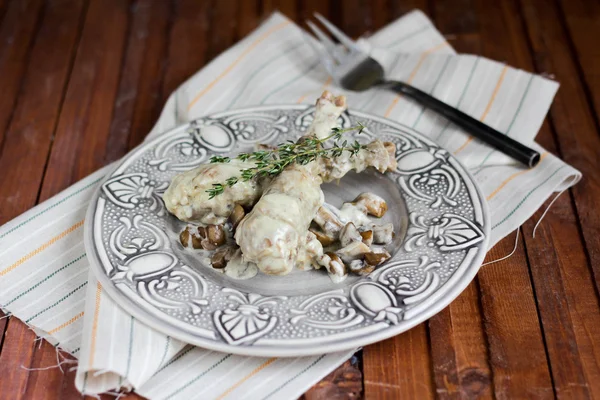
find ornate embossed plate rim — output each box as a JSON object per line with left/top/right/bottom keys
{"left": 84, "top": 104, "right": 490, "bottom": 357}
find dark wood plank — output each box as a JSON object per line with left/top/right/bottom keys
{"left": 38, "top": 0, "right": 130, "bottom": 201}
{"left": 0, "top": 0, "right": 85, "bottom": 223}
{"left": 161, "top": 0, "right": 211, "bottom": 104}
{"left": 466, "top": 1, "right": 556, "bottom": 397}
{"left": 511, "top": 0, "right": 600, "bottom": 397}
{"left": 125, "top": 0, "right": 172, "bottom": 150}
{"left": 0, "top": 0, "right": 44, "bottom": 152}
{"left": 518, "top": 0, "right": 600, "bottom": 299}
{"left": 301, "top": 358, "right": 362, "bottom": 400}
{"left": 262, "top": 0, "right": 298, "bottom": 20}
{"left": 205, "top": 0, "right": 240, "bottom": 64}
{"left": 365, "top": 0, "right": 391, "bottom": 34}
{"left": 340, "top": 0, "right": 370, "bottom": 39}
{"left": 238, "top": 0, "right": 260, "bottom": 38}
{"left": 105, "top": 0, "right": 173, "bottom": 160}
{"left": 522, "top": 195, "right": 599, "bottom": 399}
{"left": 478, "top": 234, "right": 555, "bottom": 398}
{"left": 363, "top": 324, "right": 435, "bottom": 399}
{"left": 389, "top": 0, "right": 431, "bottom": 19}
{"left": 0, "top": 0, "right": 10, "bottom": 27}
{"left": 431, "top": 283, "right": 493, "bottom": 400}
{"left": 432, "top": 0, "right": 481, "bottom": 54}
{"left": 0, "top": 0, "right": 45, "bottom": 361}
{"left": 0, "top": 318, "right": 38, "bottom": 398}
{"left": 22, "top": 340, "right": 71, "bottom": 400}
{"left": 557, "top": 0, "right": 600, "bottom": 128}
{"left": 298, "top": 0, "right": 329, "bottom": 22}
{"left": 0, "top": 313, "right": 7, "bottom": 353}
{"left": 0, "top": 0, "right": 86, "bottom": 395}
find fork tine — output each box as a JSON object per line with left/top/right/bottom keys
{"left": 301, "top": 30, "right": 336, "bottom": 75}
{"left": 314, "top": 13, "right": 359, "bottom": 51}
{"left": 306, "top": 20, "right": 339, "bottom": 60}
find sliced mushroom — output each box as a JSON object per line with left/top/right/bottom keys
{"left": 348, "top": 259, "right": 364, "bottom": 273}
{"left": 205, "top": 225, "right": 227, "bottom": 248}
{"left": 309, "top": 228, "right": 336, "bottom": 247}
{"left": 360, "top": 230, "right": 373, "bottom": 246}
{"left": 211, "top": 245, "right": 237, "bottom": 269}
{"left": 372, "top": 223, "right": 394, "bottom": 244}
{"left": 313, "top": 206, "right": 344, "bottom": 237}
{"left": 348, "top": 259, "right": 376, "bottom": 275}
{"left": 335, "top": 240, "right": 371, "bottom": 264}
{"left": 323, "top": 252, "right": 347, "bottom": 277}
{"left": 179, "top": 226, "right": 203, "bottom": 249}
{"left": 229, "top": 204, "right": 245, "bottom": 230}
{"left": 339, "top": 222, "right": 362, "bottom": 247}
{"left": 364, "top": 251, "right": 391, "bottom": 267}
{"left": 353, "top": 192, "right": 388, "bottom": 218}
{"left": 180, "top": 224, "right": 226, "bottom": 250}
{"left": 348, "top": 259, "right": 376, "bottom": 276}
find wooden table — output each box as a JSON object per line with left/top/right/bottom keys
{"left": 0, "top": 0, "right": 599, "bottom": 398}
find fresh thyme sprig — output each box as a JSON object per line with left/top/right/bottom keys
{"left": 206, "top": 123, "right": 366, "bottom": 199}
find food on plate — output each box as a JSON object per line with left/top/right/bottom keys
{"left": 164, "top": 91, "right": 398, "bottom": 282}
{"left": 179, "top": 224, "right": 226, "bottom": 250}
{"left": 163, "top": 160, "right": 262, "bottom": 225}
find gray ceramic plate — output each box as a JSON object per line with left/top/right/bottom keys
{"left": 84, "top": 105, "right": 490, "bottom": 357}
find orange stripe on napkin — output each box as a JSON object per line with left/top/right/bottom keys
{"left": 214, "top": 358, "right": 277, "bottom": 400}
{"left": 88, "top": 282, "right": 102, "bottom": 368}
{"left": 384, "top": 41, "right": 450, "bottom": 118}
{"left": 486, "top": 152, "right": 548, "bottom": 201}
{"left": 454, "top": 65, "right": 509, "bottom": 155}
{"left": 48, "top": 311, "right": 85, "bottom": 335}
{"left": 0, "top": 219, "right": 84, "bottom": 277}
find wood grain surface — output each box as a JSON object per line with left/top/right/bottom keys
{"left": 0, "top": 0, "right": 599, "bottom": 399}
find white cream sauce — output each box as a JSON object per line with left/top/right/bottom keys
{"left": 224, "top": 250, "right": 258, "bottom": 280}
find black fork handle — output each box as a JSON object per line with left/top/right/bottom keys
{"left": 383, "top": 80, "right": 540, "bottom": 168}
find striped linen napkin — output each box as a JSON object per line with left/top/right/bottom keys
{"left": 0, "top": 10, "right": 580, "bottom": 399}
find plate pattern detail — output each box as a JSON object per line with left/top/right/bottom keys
{"left": 88, "top": 105, "right": 489, "bottom": 354}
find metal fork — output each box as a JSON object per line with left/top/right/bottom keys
{"left": 305, "top": 14, "right": 540, "bottom": 168}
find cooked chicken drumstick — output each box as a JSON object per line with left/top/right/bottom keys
{"left": 163, "top": 92, "right": 348, "bottom": 225}
{"left": 235, "top": 93, "right": 397, "bottom": 276}
{"left": 163, "top": 160, "right": 262, "bottom": 225}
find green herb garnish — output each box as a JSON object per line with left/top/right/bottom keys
{"left": 206, "top": 123, "right": 366, "bottom": 199}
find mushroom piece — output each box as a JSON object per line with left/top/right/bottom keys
{"left": 322, "top": 252, "right": 347, "bottom": 277}
{"left": 335, "top": 240, "right": 371, "bottom": 264}
{"left": 229, "top": 204, "right": 245, "bottom": 230}
{"left": 206, "top": 224, "right": 226, "bottom": 248}
{"left": 364, "top": 251, "right": 391, "bottom": 267}
{"left": 360, "top": 230, "right": 373, "bottom": 246}
{"left": 371, "top": 223, "right": 394, "bottom": 244}
{"left": 313, "top": 206, "right": 344, "bottom": 238}
{"left": 309, "top": 228, "right": 336, "bottom": 247}
{"left": 339, "top": 222, "right": 362, "bottom": 247}
{"left": 348, "top": 259, "right": 376, "bottom": 276}
{"left": 179, "top": 226, "right": 203, "bottom": 249}
{"left": 179, "top": 224, "right": 226, "bottom": 250}
{"left": 352, "top": 193, "right": 388, "bottom": 218}
{"left": 211, "top": 245, "right": 237, "bottom": 269}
